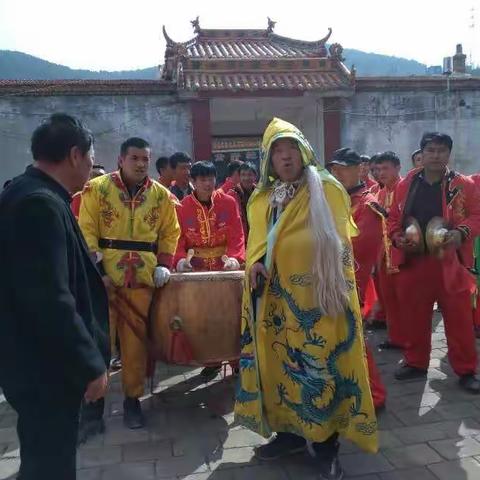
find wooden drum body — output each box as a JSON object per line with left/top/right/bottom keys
{"left": 151, "top": 271, "right": 244, "bottom": 366}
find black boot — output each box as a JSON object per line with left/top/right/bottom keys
{"left": 123, "top": 397, "right": 145, "bottom": 429}
{"left": 394, "top": 364, "right": 427, "bottom": 381}
{"left": 312, "top": 434, "right": 343, "bottom": 480}
{"left": 459, "top": 374, "right": 480, "bottom": 394}
{"left": 200, "top": 365, "right": 222, "bottom": 382}
{"left": 77, "top": 398, "right": 105, "bottom": 445}
{"left": 254, "top": 432, "right": 306, "bottom": 461}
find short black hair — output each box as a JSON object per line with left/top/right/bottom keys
{"left": 411, "top": 149, "right": 422, "bottom": 161}
{"left": 420, "top": 132, "right": 453, "bottom": 152}
{"left": 169, "top": 152, "right": 191, "bottom": 169}
{"left": 155, "top": 156, "right": 169, "bottom": 174}
{"left": 369, "top": 153, "right": 379, "bottom": 165}
{"left": 239, "top": 161, "right": 258, "bottom": 176}
{"left": 31, "top": 113, "right": 93, "bottom": 164}
{"left": 92, "top": 164, "right": 105, "bottom": 170}
{"left": 120, "top": 137, "right": 150, "bottom": 157}
{"left": 360, "top": 154, "right": 371, "bottom": 163}
{"left": 227, "top": 160, "right": 243, "bottom": 176}
{"left": 190, "top": 161, "right": 216, "bottom": 180}
{"left": 374, "top": 151, "right": 400, "bottom": 167}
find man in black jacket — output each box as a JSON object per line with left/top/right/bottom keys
{"left": 0, "top": 113, "right": 110, "bottom": 480}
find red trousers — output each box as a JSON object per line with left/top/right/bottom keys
{"left": 366, "top": 345, "right": 386, "bottom": 408}
{"left": 378, "top": 262, "right": 407, "bottom": 347}
{"left": 356, "top": 269, "right": 387, "bottom": 408}
{"left": 397, "top": 256, "right": 477, "bottom": 375}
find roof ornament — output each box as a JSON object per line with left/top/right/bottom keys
{"left": 267, "top": 17, "right": 276, "bottom": 33}
{"left": 191, "top": 16, "right": 201, "bottom": 34}
{"left": 320, "top": 28, "right": 333, "bottom": 45}
{"left": 162, "top": 25, "right": 176, "bottom": 47}
{"left": 329, "top": 43, "right": 344, "bottom": 61}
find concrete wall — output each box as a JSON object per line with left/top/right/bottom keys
{"left": 341, "top": 89, "right": 480, "bottom": 174}
{"left": 0, "top": 95, "right": 192, "bottom": 186}
{"left": 210, "top": 96, "right": 325, "bottom": 161}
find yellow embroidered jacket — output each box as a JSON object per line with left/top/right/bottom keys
{"left": 78, "top": 171, "right": 180, "bottom": 288}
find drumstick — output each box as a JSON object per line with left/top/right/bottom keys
{"left": 221, "top": 255, "right": 229, "bottom": 266}
{"left": 186, "top": 249, "right": 195, "bottom": 263}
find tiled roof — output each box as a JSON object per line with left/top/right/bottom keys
{"left": 185, "top": 33, "right": 328, "bottom": 59}
{"left": 0, "top": 79, "right": 174, "bottom": 96}
{"left": 162, "top": 22, "right": 353, "bottom": 93}
{"left": 184, "top": 71, "right": 349, "bottom": 91}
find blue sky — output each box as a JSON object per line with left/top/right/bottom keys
{"left": 0, "top": 0, "right": 478, "bottom": 70}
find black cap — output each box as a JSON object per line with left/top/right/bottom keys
{"left": 327, "top": 148, "right": 362, "bottom": 167}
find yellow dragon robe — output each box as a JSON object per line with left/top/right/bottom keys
{"left": 234, "top": 118, "right": 378, "bottom": 453}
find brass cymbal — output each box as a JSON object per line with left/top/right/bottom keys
{"left": 426, "top": 216, "right": 449, "bottom": 255}
{"left": 404, "top": 216, "right": 425, "bottom": 254}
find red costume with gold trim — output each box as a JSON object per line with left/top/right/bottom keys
{"left": 350, "top": 183, "right": 386, "bottom": 408}
{"left": 376, "top": 177, "right": 407, "bottom": 347}
{"left": 71, "top": 192, "right": 81, "bottom": 220}
{"left": 388, "top": 168, "right": 480, "bottom": 374}
{"left": 175, "top": 190, "right": 245, "bottom": 271}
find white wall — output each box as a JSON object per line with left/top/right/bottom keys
{"left": 0, "top": 95, "right": 192, "bottom": 185}
{"left": 342, "top": 89, "right": 480, "bottom": 174}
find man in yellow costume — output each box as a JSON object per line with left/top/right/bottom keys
{"left": 234, "top": 119, "right": 377, "bottom": 480}
{"left": 79, "top": 137, "right": 180, "bottom": 430}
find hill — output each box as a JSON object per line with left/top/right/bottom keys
{"left": 0, "top": 48, "right": 430, "bottom": 80}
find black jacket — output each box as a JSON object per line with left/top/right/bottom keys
{"left": 0, "top": 167, "right": 110, "bottom": 395}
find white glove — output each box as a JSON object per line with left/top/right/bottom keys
{"left": 176, "top": 258, "right": 193, "bottom": 272}
{"left": 154, "top": 266, "right": 171, "bottom": 287}
{"left": 223, "top": 257, "right": 240, "bottom": 271}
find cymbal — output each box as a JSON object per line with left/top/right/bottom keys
{"left": 404, "top": 217, "right": 425, "bottom": 254}
{"left": 426, "top": 216, "right": 449, "bottom": 255}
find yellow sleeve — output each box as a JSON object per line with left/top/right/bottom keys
{"left": 322, "top": 178, "right": 358, "bottom": 241}
{"left": 156, "top": 188, "right": 181, "bottom": 267}
{"left": 78, "top": 181, "right": 100, "bottom": 252}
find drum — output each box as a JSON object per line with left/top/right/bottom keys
{"left": 150, "top": 270, "right": 245, "bottom": 366}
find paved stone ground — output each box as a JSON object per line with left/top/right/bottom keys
{"left": 2, "top": 313, "right": 480, "bottom": 479}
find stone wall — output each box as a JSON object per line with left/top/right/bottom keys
{"left": 0, "top": 94, "right": 192, "bottom": 185}
{"left": 342, "top": 86, "right": 480, "bottom": 174}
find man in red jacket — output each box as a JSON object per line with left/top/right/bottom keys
{"left": 374, "top": 152, "right": 405, "bottom": 350}
{"left": 327, "top": 148, "right": 387, "bottom": 410}
{"left": 388, "top": 132, "right": 480, "bottom": 393}
{"left": 175, "top": 161, "right": 245, "bottom": 380}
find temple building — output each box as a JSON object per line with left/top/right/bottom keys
{"left": 161, "top": 17, "right": 354, "bottom": 169}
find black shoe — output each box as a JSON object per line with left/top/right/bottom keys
{"left": 200, "top": 365, "right": 222, "bottom": 382}
{"left": 123, "top": 397, "right": 145, "bottom": 429}
{"left": 394, "top": 364, "right": 427, "bottom": 381}
{"left": 254, "top": 432, "right": 306, "bottom": 461}
{"left": 459, "top": 374, "right": 480, "bottom": 394}
{"left": 312, "top": 436, "right": 344, "bottom": 480}
{"left": 378, "top": 341, "right": 403, "bottom": 350}
{"left": 77, "top": 418, "right": 105, "bottom": 445}
{"left": 367, "top": 320, "right": 387, "bottom": 330}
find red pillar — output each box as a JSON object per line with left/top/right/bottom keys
{"left": 323, "top": 97, "right": 341, "bottom": 164}
{"left": 191, "top": 99, "right": 212, "bottom": 161}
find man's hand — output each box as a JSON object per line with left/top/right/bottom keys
{"left": 223, "top": 257, "right": 240, "bottom": 271}
{"left": 443, "top": 229, "right": 462, "bottom": 249}
{"left": 154, "top": 266, "right": 171, "bottom": 287}
{"left": 102, "top": 275, "right": 114, "bottom": 293}
{"left": 84, "top": 371, "right": 108, "bottom": 403}
{"left": 176, "top": 258, "right": 193, "bottom": 272}
{"left": 250, "top": 262, "right": 268, "bottom": 289}
{"left": 395, "top": 235, "right": 420, "bottom": 253}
